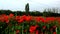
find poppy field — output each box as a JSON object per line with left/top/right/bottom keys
{"left": 0, "top": 13, "right": 60, "bottom": 34}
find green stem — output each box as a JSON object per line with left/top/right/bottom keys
{"left": 56, "top": 27, "right": 57, "bottom": 34}
{"left": 8, "top": 26, "right": 9, "bottom": 34}
{"left": 26, "top": 30, "right": 27, "bottom": 34}
{"left": 22, "top": 23, "right": 24, "bottom": 34}
{"left": 14, "top": 24, "right": 15, "bottom": 34}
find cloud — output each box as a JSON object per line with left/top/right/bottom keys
{"left": 0, "top": 0, "right": 60, "bottom": 11}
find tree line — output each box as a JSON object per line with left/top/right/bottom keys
{"left": 0, "top": 9, "right": 60, "bottom": 17}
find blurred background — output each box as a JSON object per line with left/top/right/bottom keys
{"left": 0, "top": 0, "right": 60, "bottom": 16}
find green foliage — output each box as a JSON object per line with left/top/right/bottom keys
{"left": 0, "top": 8, "right": 60, "bottom": 17}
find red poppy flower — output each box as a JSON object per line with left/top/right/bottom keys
{"left": 1, "top": 14, "right": 6, "bottom": 16}
{"left": 15, "top": 16, "right": 20, "bottom": 21}
{"left": 1, "top": 17, "right": 4, "bottom": 22}
{"left": 16, "top": 30, "right": 20, "bottom": 34}
{"left": 36, "top": 30, "right": 38, "bottom": 34}
{"left": 56, "top": 18, "right": 60, "bottom": 24}
{"left": 42, "top": 26, "right": 46, "bottom": 29}
{"left": 51, "top": 17, "right": 55, "bottom": 21}
{"left": 45, "top": 17, "right": 55, "bottom": 22}
{"left": 18, "top": 18, "right": 24, "bottom": 23}
{"left": 0, "top": 17, "right": 1, "bottom": 21}
{"left": 22, "top": 15, "right": 26, "bottom": 20}
{"left": 29, "top": 26, "right": 37, "bottom": 33}
{"left": 35, "top": 17, "right": 41, "bottom": 22}
{"left": 53, "top": 32, "right": 56, "bottom": 34}
{"left": 4, "top": 15, "right": 9, "bottom": 23}
{"left": 36, "top": 17, "right": 45, "bottom": 22}
{"left": 25, "top": 16, "right": 32, "bottom": 22}
{"left": 45, "top": 17, "right": 51, "bottom": 22}
{"left": 41, "top": 18, "right": 45, "bottom": 22}
{"left": 9, "top": 13, "right": 14, "bottom": 18}
{"left": 4, "top": 16, "right": 9, "bottom": 20}
{"left": 5, "top": 20, "right": 9, "bottom": 24}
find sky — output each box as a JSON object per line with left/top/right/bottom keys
{"left": 0, "top": 0, "right": 60, "bottom": 12}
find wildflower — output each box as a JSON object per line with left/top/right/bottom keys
{"left": 29, "top": 26, "right": 37, "bottom": 33}
{"left": 18, "top": 18, "right": 24, "bottom": 23}
{"left": 15, "top": 16, "right": 20, "bottom": 21}
{"left": 36, "top": 30, "right": 38, "bottom": 34}
{"left": 53, "top": 32, "right": 56, "bottom": 34}
{"left": 4, "top": 15, "right": 9, "bottom": 23}
{"left": 42, "top": 26, "right": 46, "bottom": 29}
{"left": 9, "top": 13, "right": 14, "bottom": 18}
{"left": 16, "top": 30, "right": 20, "bottom": 34}
{"left": 25, "top": 16, "right": 32, "bottom": 22}
{"left": 22, "top": 15, "right": 26, "bottom": 20}
{"left": 35, "top": 17, "right": 41, "bottom": 22}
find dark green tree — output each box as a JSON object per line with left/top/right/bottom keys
{"left": 25, "top": 3, "right": 29, "bottom": 15}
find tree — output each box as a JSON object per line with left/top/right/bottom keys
{"left": 25, "top": 3, "right": 29, "bottom": 15}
